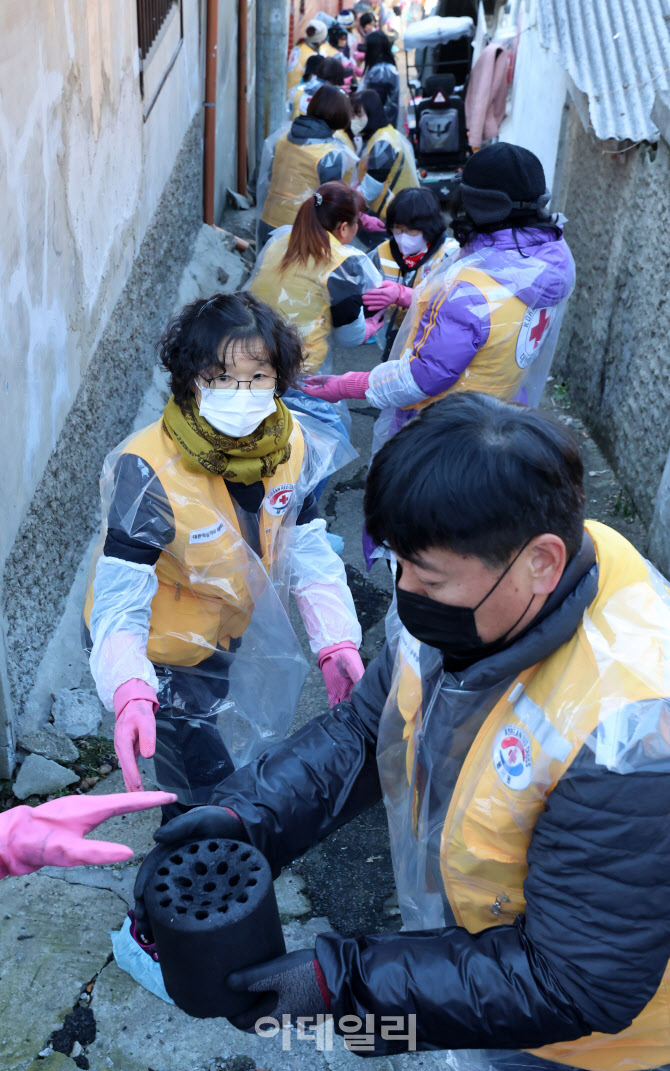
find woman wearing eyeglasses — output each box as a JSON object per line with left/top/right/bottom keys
{"left": 83, "top": 292, "right": 363, "bottom": 818}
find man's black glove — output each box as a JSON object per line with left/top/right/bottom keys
{"left": 227, "top": 948, "right": 331, "bottom": 1031}
{"left": 133, "top": 806, "right": 247, "bottom": 939}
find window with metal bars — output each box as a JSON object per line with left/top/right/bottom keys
{"left": 137, "top": 0, "right": 179, "bottom": 62}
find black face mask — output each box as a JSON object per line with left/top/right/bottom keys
{"left": 395, "top": 543, "right": 535, "bottom": 673}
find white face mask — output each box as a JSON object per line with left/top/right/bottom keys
{"left": 350, "top": 116, "right": 367, "bottom": 136}
{"left": 197, "top": 386, "right": 277, "bottom": 438}
{"left": 394, "top": 231, "right": 428, "bottom": 258}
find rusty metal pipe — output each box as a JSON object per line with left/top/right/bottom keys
{"left": 237, "top": 0, "right": 248, "bottom": 195}
{"left": 203, "top": 0, "right": 218, "bottom": 224}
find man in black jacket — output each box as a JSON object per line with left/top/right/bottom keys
{"left": 135, "top": 393, "right": 670, "bottom": 1070}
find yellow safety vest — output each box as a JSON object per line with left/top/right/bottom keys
{"left": 404, "top": 264, "right": 537, "bottom": 411}
{"left": 250, "top": 231, "right": 362, "bottom": 372}
{"left": 393, "top": 521, "right": 670, "bottom": 1070}
{"left": 374, "top": 235, "right": 455, "bottom": 331}
{"left": 260, "top": 132, "right": 345, "bottom": 232}
{"left": 358, "top": 125, "right": 419, "bottom": 219}
{"left": 287, "top": 41, "right": 320, "bottom": 92}
{"left": 85, "top": 420, "right": 305, "bottom": 668}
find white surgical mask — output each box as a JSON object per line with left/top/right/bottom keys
{"left": 394, "top": 231, "right": 428, "bottom": 258}
{"left": 197, "top": 386, "right": 277, "bottom": 438}
{"left": 350, "top": 116, "right": 367, "bottom": 135}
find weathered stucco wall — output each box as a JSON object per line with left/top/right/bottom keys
{"left": 553, "top": 105, "right": 670, "bottom": 570}
{"left": 0, "top": 0, "right": 201, "bottom": 567}
{"left": 0, "top": 0, "right": 206, "bottom": 769}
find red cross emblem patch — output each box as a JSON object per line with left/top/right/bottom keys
{"left": 515, "top": 306, "right": 554, "bottom": 369}
{"left": 265, "top": 484, "right": 295, "bottom": 516}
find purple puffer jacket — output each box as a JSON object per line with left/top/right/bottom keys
{"left": 386, "top": 226, "right": 574, "bottom": 436}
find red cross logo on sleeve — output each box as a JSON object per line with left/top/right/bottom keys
{"left": 529, "top": 308, "right": 550, "bottom": 348}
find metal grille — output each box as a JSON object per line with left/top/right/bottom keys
{"left": 137, "top": 0, "right": 177, "bottom": 61}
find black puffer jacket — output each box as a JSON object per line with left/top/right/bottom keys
{"left": 211, "top": 540, "right": 670, "bottom": 1065}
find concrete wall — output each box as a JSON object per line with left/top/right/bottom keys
{"left": 0, "top": 0, "right": 202, "bottom": 569}
{"left": 552, "top": 105, "right": 670, "bottom": 571}
{"left": 0, "top": 0, "right": 207, "bottom": 769}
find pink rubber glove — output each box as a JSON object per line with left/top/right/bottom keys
{"left": 363, "top": 280, "right": 413, "bottom": 311}
{"left": 364, "top": 311, "right": 386, "bottom": 341}
{"left": 354, "top": 49, "right": 366, "bottom": 63}
{"left": 300, "top": 370, "right": 370, "bottom": 402}
{"left": 0, "top": 791, "right": 177, "bottom": 878}
{"left": 114, "top": 679, "right": 159, "bottom": 793}
{"left": 359, "top": 212, "right": 387, "bottom": 232}
{"left": 318, "top": 642, "right": 365, "bottom": 707}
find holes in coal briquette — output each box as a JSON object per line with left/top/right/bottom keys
{"left": 158, "top": 866, "right": 169, "bottom": 875}
{"left": 216, "top": 862, "right": 228, "bottom": 875}
{"left": 207, "top": 842, "right": 218, "bottom": 852}
{"left": 221, "top": 892, "right": 232, "bottom": 902}
{"left": 229, "top": 843, "right": 239, "bottom": 852}
{"left": 250, "top": 864, "right": 261, "bottom": 872}
{"left": 217, "top": 905, "right": 229, "bottom": 914}
{"left": 170, "top": 854, "right": 183, "bottom": 865}
{"left": 182, "top": 894, "right": 193, "bottom": 902}
{"left": 237, "top": 893, "right": 248, "bottom": 903}
{"left": 229, "top": 874, "right": 240, "bottom": 887}
{"left": 176, "top": 876, "right": 192, "bottom": 888}
{"left": 240, "top": 851, "right": 251, "bottom": 861}
{"left": 202, "top": 900, "right": 212, "bottom": 907}
{"left": 204, "top": 882, "right": 216, "bottom": 892}
{"left": 188, "top": 844, "right": 199, "bottom": 853}
{"left": 194, "top": 862, "right": 207, "bottom": 876}
{"left": 195, "top": 910, "right": 209, "bottom": 920}
{"left": 160, "top": 897, "right": 172, "bottom": 907}
{"left": 246, "top": 879, "right": 257, "bottom": 887}
{"left": 176, "top": 906, "right": 186, "bottom": 914}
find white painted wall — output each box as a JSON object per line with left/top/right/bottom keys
{"left": 497, "top": 0, "right": 569, "bottom": 192}
{"left": 0, "top": 0, "right": 202, "bottom": 565}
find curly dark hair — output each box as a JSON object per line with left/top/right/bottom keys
{"left": 158, "top": 291, "right": 305, "bottom": 404}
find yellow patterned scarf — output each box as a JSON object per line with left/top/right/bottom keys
{"left": 163, "top": 394, "right": 293, "bottom": 484}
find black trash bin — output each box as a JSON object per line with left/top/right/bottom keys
{"left": 143, "top": 838, "right": 286, "bottom": 1019}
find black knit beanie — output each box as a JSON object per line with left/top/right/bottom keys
{"left": 462, "top": 143, "right": 545, "bottom": 200}
{"left": 458, "top": 144, "right": 548, "bottom": 225}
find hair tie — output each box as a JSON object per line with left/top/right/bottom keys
{"left": 314, "top": 191, "right": 323, "bottom": 207}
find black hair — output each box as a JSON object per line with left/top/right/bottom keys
{"left": 303, "top": 54, "right": 323, "bottom": 80}
{"left": 307, "top": 83, "right": 351, "bottom": 130}
{"left": 158, "top": 291, "right": 304, "bottom": 404}
{"left": 350, "top": 88, "right": 387, "bottom": 137}
{"left": 327, "top": 21, "right": 347, "bottom": 47}
{"left": 363, "top": 30, "right": 396, "bottom": 71}
{"left": 364, "top": 392, "right": 586, "bottom": 567}
{"left": 318, "top": 56, "right": 346, "bottom": 87}
{"left": 359, "top": 12, "right": 376, "bottom": 29}
{"left": 386, "top": 187, "right": 446, "bottom": 247}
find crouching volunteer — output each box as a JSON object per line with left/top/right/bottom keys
{"left": 137, "top": 393, "right": 670, "bottom": 1069}
{"left": 365, "top": 186, "right": 458, "bottom": 360}
{"left": 301, "top": 142, "right": 575, "bottom": 449}
{"left": 83, "top": 292, "right": 363, "bottom": 813}
{"left": 257, "top": 85, "right": 357, "bottom": 249}
{"left": 350, "top": 89, "right": 419, "bottom": 242}
{"left": 250, "top": 183, "right": 383, "bottom": 472}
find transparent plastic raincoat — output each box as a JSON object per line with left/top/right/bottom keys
{"left": 257, "top": 118, "right": 358, "bottom": 248}
{"left": 366, "top": 226, "right": 575, "bottom": 454}
{"left": 249, "top": 226, "right": 382, "bottom": 373}
{"left": 84, "top": 410, "right": 359, "bottom": 804}
{"left": 375, "top": 520, "right": 670, "bottom": 1069}
{"left": 357, "top": 124, "right": 419, "bottom": 220}
{"left": 208, "top": 520, "right": 670, "bottom": 1066}
{"left": 360, "top": 62, "right": 401, "bottom": 127}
